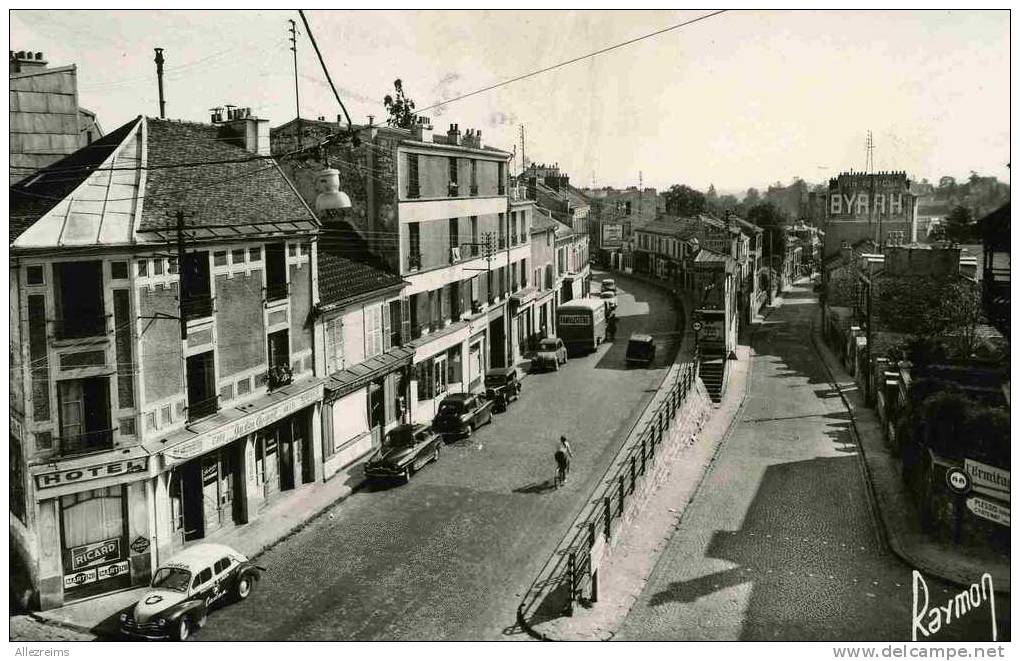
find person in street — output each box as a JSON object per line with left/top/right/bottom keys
{"left": 554, "top": 435, "right": 574, "bottom": 487}
{"left": 607, "top": 314, "right": 618, "bottom": 341}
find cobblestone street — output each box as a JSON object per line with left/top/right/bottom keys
{"left": 189, "top": 272, "right": 682, "bottom": 640}
{"left": 616, "top": 283, "right": 1008, "bottom": 642}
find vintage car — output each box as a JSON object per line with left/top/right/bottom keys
{"left": 532, "top": 337, "right": 568, "bottom": 372}
{"left": 601, "top": 278, "right": 617, "bottom": 293}
{"left": 364, "top": 424, "right": 442, "bottom": 482}
{"left": 484, "top": 366, "right": 523, "bottom": 412}
{"left": 431, "top": 392, "right": 493, "bottom": 438}
{"left": 625, "top": 333, "right": 656, "bottom": 367}
{"left": 119, "top": 543, "right": 263, "bottom": 641}
{"left": 599, "top": 289, "right": 618, "bottom": 312}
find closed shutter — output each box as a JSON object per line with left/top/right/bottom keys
{"left": 384, "top": 374, "right": 395, "bottom": 423}
{"left": 382, "top": 303, "right": 392, "bottom": 351}
{"left": 400, "top": 297, "right": 411, "bottom": 342}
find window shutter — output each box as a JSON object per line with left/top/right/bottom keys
{"left": 384, "top": 374, "right": 395, "bottom": 423}
{"left": 382, "top": 303, "right": 392, "bottom": 350}
{"left": 400, "top": 297, "right": 411, "bottom": 343}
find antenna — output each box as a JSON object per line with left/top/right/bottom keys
{"left": 519, "top": 125, "right": 526, "bottom": 173}
{"left": 865, "top": 130, "right": 875, "bottom": 175}
{"left": 288, "top": 19, "right": 301, "bottom": 148}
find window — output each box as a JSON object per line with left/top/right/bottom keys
{"left": 213, "top": 251, "right": 227, "bottom": 267}
{"left": 288, "top": 244, "right": 297, "bottom": 257}
{"left": 265, "top": 243, "right": 287, "bottom": 301}
{"left": 449, "top": 218, "right": 459, "bottom": 258}
{"left": 168, "top": 257, "right": 178, "bottom": 274}
{"left": 388, "top": 300, "right": 402, "bottom": 347}
{"left": 325, "top": 317, "right": 344, "bottom": 374}
{"left": 408, "top": 223, "right": 421, "bottom": 271}
{"left": 214, "top": 558, "right": 231, "bottom": 574}
{"left": 498, "top": 213, "right": 506, "bottom": 248}
{"left": 448, "top": 157, "right": 459, "bottom": 196}
{"left": 232, "top": 249, "right": 246, "bottom": 264}
{"left": 470, "top": 216, "right": 478, "bottom": 257}
{"left": 57, "top": 377, "right": 112, "bottom": 455}
{"left": 161, "top": 404, "right": 172, "bottom": 425}
{"left": 26, "top": 265, "right": 45, "bottom": 285}
{"left": 54, "top": 262, "right": 105, "bottom": 338}
{"left": 193, "top": 568, "right": 212, "bottom": 588}
{"left": 249, "top": 247, "right": 262, "bottom": 261}
{"left": 36, "top": 430, "right": 53, "bottom": 451}
{"left": 407, "top": 154, "right": 420, "bottom": 198}
{"left": 119, "top": 417, "right": 136, "bottom": 436}
{"left": 300, "top": 243, "right": 310, "bottom": 255}
{"left": 145, "top": 411, "right": 157, "bottom": 431}
{"left": 181, "top": 251, "right": 213, "bottom": 319}
{"left": 470, "top": 160, "right": 478, "bottom": 196}
{"left": 153, "top": 259, "right": 164, "bottom": 275}
{"left": 110, "top": 262, "right": 128, "bottom": 280}
{"left": 267, "top": 330, "right": 289, "bottom": 369}
{"left": 510, "top": 213, "right": 518, "bottom": 246}
{"left": 498, "top": 162, "right": 506, "bottom": 195}
{"left": 186, "top": 351, "right": 217, "bottom": 421}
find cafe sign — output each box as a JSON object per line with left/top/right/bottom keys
{"left": 35, "top": 457, "right": 148, "bottom": 490}
{"left": 165, "top": 385, "right": 321, "bottom": 465}
{"left": 71, "top": 538, "right": 122, "bottom": 571}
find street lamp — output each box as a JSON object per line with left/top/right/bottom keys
{"left": 315, "top": 167, "right": 352, "bottom": 213}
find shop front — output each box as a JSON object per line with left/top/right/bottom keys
{"left": 27, "top": 450, "right": 153, "bottom": 610}
{"left": 151, "top": 380, "right": 323, "bottom": 560}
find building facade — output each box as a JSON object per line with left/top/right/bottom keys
{"left": 275, "top": 118, "right": 523, "bottom": 426}
{"left": 816, "top": 171, "right": 917, "bottom": 260}
{"left": 10, "top": 50, "right": 102, "bottom": 185}
{"left": 10, "top": 113, "right": 324, "bottom": 609}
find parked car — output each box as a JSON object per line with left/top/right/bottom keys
{"left": 484, "top": 366, "right": 522, "bottom": 413}
{"left": 119, "top": 543, "right": 263, "bottom": 641}
{"left": 532, "top": 336, "right": 568, "bottom": 371}
{"left": 364, "top": 423, "right": 442, "bottom": 482}
{"left": 599, "top": 289, "right": 618, "bottom": 312}
{"left": 625, "top": 333, "right": 656, "bottom": 367}
{"left": 431, "top": 393, "right": 493, "bottom": 438}
{"left": 601, "top": 278, "right": 617, "bottom": 293}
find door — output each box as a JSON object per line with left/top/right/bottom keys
{"left": 220, "top": 449, "right": 239, "bottom": 524}
{"left": 201, "top": 455, "right": 221, "bottom": 535}
{"left": 179, "top": 464, "right": 204, "bottom": 542}
{"left": 369, "top": 382, "right": 384, "bottom": 446}
{"left": 278, "top": 422, "right": 295, "bottom": 491}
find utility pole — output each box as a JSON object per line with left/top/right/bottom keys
{"left": 153, "top": 48, "right": 166, "bottom": 119}
{"left": 289, "top": 19, "right": 301, "bottom": 148}
{"left": 519, "top": 125, "right": 526, "bottom": 175}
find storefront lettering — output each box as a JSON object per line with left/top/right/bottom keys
{"left": 70, "top": 538, "right": 121, "bottom": 571}
{"left": 165, "top": 386, "right": 322, "bottom": 464}
{"left": 35, "top": 457, "right": 149, "bottom": 489}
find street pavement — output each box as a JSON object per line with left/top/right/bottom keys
{"left": 191, "top": 271, "right": 682, "bottom": 641}
{"left": 616, "top": 283, "right": 1009, "bottom": 642}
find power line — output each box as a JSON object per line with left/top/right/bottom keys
{"left": 415, "top": 10, "right": 728, "bottom": 115}
{"left": 298, "top": 10, "right": 352, "bottom": 132}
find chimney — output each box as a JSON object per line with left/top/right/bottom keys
{"left": 10, "top": 49, "right": 48, "bottom": 74}
{"left": 447, "top": 123, "right": 461, "bottom": 146}
{"left": 410, "top": 115, "right": 433, "bottom": 142}
{"left": 220, "top": 107, "right": 271, "bottom": 156}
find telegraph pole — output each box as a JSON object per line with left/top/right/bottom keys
{"left": 519, "top": 125, "right": 526, "bottom": 175}
{"left": 176, "top": 209, "right": 189, "bottom": 340}
{"left": 289, "top": 19, "right": 301, "bottom": 148}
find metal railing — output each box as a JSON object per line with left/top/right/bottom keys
{"left": 186, "top": 394, "right": 220, "bottom": 422}
{"left": 59, "top": 427, "right": 115, "bottom": 456}
{"left": 407, "top": 252, "right": 422, "bottom": 272}
{"left": 52, "top": 316, "right": 108, "bottom": 339}
{"left": 516, "top": 338, "right": 700, "bottom": 628}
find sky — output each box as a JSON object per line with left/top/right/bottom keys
{"left": 9, "top": 8, "right": 1011, "bottom": 194}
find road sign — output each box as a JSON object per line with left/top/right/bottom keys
{"left": 945, "top": 468, "right": 971, "bottom": 495}
{"left": 692, "top": 321, "right": 703, "bottom": 332}
{"left": 966, "top": 496, "right": 1010, "bottom": 527}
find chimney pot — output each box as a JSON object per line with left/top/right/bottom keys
{"left": 35, "top": 52, "right": 43, "bottom": 60}
{"left": 17, "top": 51, "right": 25, "bottom": 59}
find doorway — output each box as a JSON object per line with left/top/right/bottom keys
{"left": 369, "top": 382, "right": 385, "bottom": 446}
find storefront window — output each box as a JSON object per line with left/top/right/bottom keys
{"left": 60, "top": 486, "right": 129, "bottom": 599}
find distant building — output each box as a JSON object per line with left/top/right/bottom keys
{"left": 9, "top": 50, "right": 102, "bottom": 185}
{"left": 812, "top": 170, "right": 917, "bottom": 259}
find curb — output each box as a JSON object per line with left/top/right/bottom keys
{"left": 24, "top": 469, "right": 371, "bottom": 638}
{"left": 808, "top": 312, "right": 1010, "bottom": 595}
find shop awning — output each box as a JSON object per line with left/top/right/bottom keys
{"left": 147, "top": 377, "right": 325, "bottom": 468}
{"left": 324, "top": 345, "right": 415, "bottom": 402}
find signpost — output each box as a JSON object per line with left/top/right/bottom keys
{"left": 945, "top": 468, "right": 971, "bottom": 495}
{"left": 966, "top": 497, "right": 1010, "bottom": 527}
{"left": 964, "top": 459, "right": 1009, "bottom": 500}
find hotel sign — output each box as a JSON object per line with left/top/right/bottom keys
{"left": 35, "top": 457, "right": 148, "bottom": 490}
{"left": 165, "top": 385, "right": 322, "bottom": 465}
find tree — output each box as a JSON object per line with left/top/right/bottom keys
{"left": 924, "top": 279, "right": 986, "bottom": 357}
{"left": 383, "top": 79, "right": 416, "bottom": 128}
{"left": 663, "top": 184, "right": 706, "bottom": 217}
{"left": 944, "top": 205, "right": 973, "bottom": 244}
{"left": 746, "top": 202, "right": 789, "bottom": 260}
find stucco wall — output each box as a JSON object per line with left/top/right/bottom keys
{"left": 214, "top": 270, "right": 265, "bottom": 379}
{"left": 139, "top": 283, "right": 183, "bottom": 404}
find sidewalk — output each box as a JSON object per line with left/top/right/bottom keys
{"left": 810, "top": 309, "right": 1011, "bottom": 594}
{"left": 524, "top": 292, "right": 791, "bottom": 641}
{"left": 27, "top": 458, "right": 370, "bottom": 638}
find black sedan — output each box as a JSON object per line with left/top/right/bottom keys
{"left": 431, "top": 393, "right": 494, "bottom": 439}
{"left": 364, "top": 424, "right": 442, "bottom": 482}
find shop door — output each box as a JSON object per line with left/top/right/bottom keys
{"left": 279, "top": 422, "right": 295, "bottom": 492}
{"left": 178, "top": 463, "right": 204, "bottom": 542}
{"left": 258, "top": 431, "right": 281, "bottom": 500}
{"left": 369, "top": 382, "right": 384, "bottom": 447}
{"left": 201, "top": 454, "right": 222, "bottom": 535}
{"left": 468, "top": 342, "right": 483, "bottom": 390}
{"left": 293, "top": 414, "right": 314, "bottom": 485}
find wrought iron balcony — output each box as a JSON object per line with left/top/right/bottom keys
{"left": 268, "top": 364, "right": 294, "bottom": 390}
{"left": 187, "top": 394, "right": 220, "bottom": 422}
{"left": 52, "top": 315, "right": 107, "bottom": 340}
{"left": 407, "top": 251, "right": 422, "bottom": 272}
{"left": 59, "top": 427, "right": 115, "bottom": 456}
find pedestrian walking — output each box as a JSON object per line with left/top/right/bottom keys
{"left": 554, "top": 435, "right": 574, "bottom": 487}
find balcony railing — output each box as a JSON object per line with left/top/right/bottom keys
{"left": 180, "top": 295, "right": 214, "bottom": 321}
{"left": 52, "top": 315, "right": 108, "bottom": 340}
{"left": 59, "top": 427, "right": 115, "bottom": 456}
{"left": 265, "top": 282, "right": 288, "bottom": 303}
{"left": 407, "top": 252, "right": 422, "bottom": 272}
{"left": 448, "top": 182, "right": 460, "bottom": 197}
{"left": 470, "top": 184, "right": 479, "bottom": 196}
{"left": 498, "top": 237, "right": 506, "bottom": 250}
{"left": 187, "top": 394, "right": 220, "bottom": 422}
{"left": 268, "top": 364, "right": 293, "bottom": 390}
